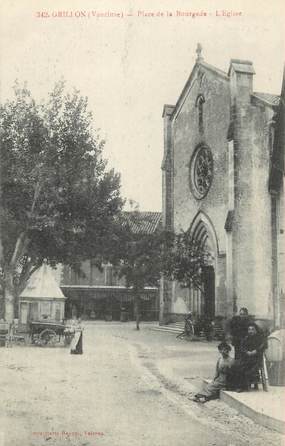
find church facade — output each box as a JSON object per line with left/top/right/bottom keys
{"left": 160, "top": 46, "right": 285, "bottom": 328}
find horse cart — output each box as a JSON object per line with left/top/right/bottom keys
{"left": 29, "top": 320, "right": 74, "bottom": 346}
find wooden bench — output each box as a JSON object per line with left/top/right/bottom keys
{"left": 0, "top": 321, "right": 26, "bottom": 347}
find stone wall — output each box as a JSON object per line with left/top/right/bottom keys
{"left": 161, "top": 56, "right": 280, "bottom": 324}
{"left": 169, "top": 64, "right": 230, "bottom": 317}
{"left": 230, "top": 67, "right": 274, "bottom": 319}
{"left": 171, "top": 67, "right": 230, "bottom": 253}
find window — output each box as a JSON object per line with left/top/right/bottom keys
{"left": 40, "top": 302, "right": 52, "bottom": 319}
{"left": 196, "top": 95, "right": 205, "bottom": 134}
{"left": 189, "top": 145, "right": 213, "bottom": 199}
{"left": 55, "top": 303, "right": 61, "bottom": 321}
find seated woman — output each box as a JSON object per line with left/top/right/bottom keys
{"left": 228, "top": 307, "right": 253, "bottom": 359}
{"left": 228, "top": 323, "right": 267, "bottom": 391}
{"left": 193, "top": 342, "right": 234, "bottom": 403}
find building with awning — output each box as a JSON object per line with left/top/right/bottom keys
{"left": 61, "top": 211, "right": 162, "bottom": 321}
{"left": 61, "top": 284, "right": 159, "bottom": 321}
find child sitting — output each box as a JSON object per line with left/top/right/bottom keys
{"left": 192, "top": 342, "right": 234, "bottom": 403}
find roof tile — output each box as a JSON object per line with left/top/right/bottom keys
{"left": 122, "top": 211, "right": 162, "bottom": 235}
{"left": 252, "top": 92, "right": 280, "bottom": 107}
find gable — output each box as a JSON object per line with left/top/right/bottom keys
{"left": 171, "top": 61, "right": 229, "bottom": 122}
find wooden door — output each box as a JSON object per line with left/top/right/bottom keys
{"left": 203, "top": 266, "right": 215, "bottom": 319}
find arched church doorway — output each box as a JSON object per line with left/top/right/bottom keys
{"left": 189, "top": 212, "right": 218, "bottom": 319}
{"left": 202, "top": 265, "right": 215, "bottom": 319}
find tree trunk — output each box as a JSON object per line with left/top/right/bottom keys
{"left": 134, "top": 293, "right": 141, "bottom": 330}
{"left": 4, "top": 269, "right": 15, "bottom": 322}
{"left": 3, "top": 232, "right": 29, "bottom": 322}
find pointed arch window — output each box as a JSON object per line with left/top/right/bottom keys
{"left": 196, "top": 95, "right": 205, "bottom": 134}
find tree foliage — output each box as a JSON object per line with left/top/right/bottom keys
{"left": 162, "top": 230, "right": 211, "bottom": 292}
{"left": 111, "top": 211, "right": 164, "bottom": 329}
{"left": 114, "top": 210, "right": 168, "bottom": 290}
{"left": 114, "top": 215, "right": 209, "bottom": 328}
{"left": 118, "top": 233, "right": 163, "bottom": 291}
{"left": 114, "top": 212, "right": 211, "bottom": 295}
{"left": 0, "top": 81, "right": 123, "bottom": 319}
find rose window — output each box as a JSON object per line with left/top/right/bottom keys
{"left": 190, "top": 146, "right": 213, "bottom": 199}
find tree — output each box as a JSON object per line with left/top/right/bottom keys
{"left": 0, "top": 81, "right": 123, "bottom": 321}
{"left": 114, "top": 211, "right": 209, "bottom": 330}
{"left": 111, "top": 209, "right": 165, "bottom": 330}
{"left": 162, "top": 230, "right": 211, "bottom": 292}
{"left": 162, "top": 230, "right": 211, "bottom": 319}
{"left": 118, "top": 231, "right": 163, "bottom": 330}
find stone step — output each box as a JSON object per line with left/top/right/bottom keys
{"left": 151, "top": 323, "right": 210, "bottom": 339}
{"left": 165, "top": 322, "right": 185, "bottom": 327}
{"left": 151, "top": 324, "right": 184, "bottom": 334}
{"left": 152, "top": 328, "right": 183, "bottom": 334}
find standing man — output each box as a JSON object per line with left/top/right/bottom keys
{"left": 70, "top": 318, "right": 83, "bottom": 355}
{"left": 229, "top": 307, "right": 252, "bottom": 359}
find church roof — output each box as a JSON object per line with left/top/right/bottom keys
{"left": 170, "top": 61, "right": 229, "bottom": 120}
{"left": 20, "top": 263, "right": 66, "bottom": 300}
{"left": 199, "top": 60, "right": 228, "bottom": 79}
{"left": 121, "top": 211, "right": 162, "bottom": 235}
{"left": 252, "top": 92, "right": 280, "bottom": 107}
{"left": 166, "top": 45, "right": 281, "bottom": 120}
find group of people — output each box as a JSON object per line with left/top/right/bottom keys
{"left": 192, "top": 308, "right": 268, "bottom": 403}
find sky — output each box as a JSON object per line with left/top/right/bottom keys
{"left": 0, "top": 0, "right": 284, "bottom": 211}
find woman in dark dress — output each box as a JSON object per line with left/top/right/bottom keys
{"left": 229, "top": 307, "right": 252, "bottom": 359}
{"left": 228, "top": 323, "right": 267, "bottom": 391}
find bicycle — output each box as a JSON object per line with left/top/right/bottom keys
{"left": 177, "top": 315, "right": 195, "bottom": 340}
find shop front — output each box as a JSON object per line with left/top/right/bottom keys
{"left": 61, "top": 285, "right": 159, "bottom": 321}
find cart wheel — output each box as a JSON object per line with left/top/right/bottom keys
{"left": 39, "top": 329, "right": 57, "bottom": 346}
